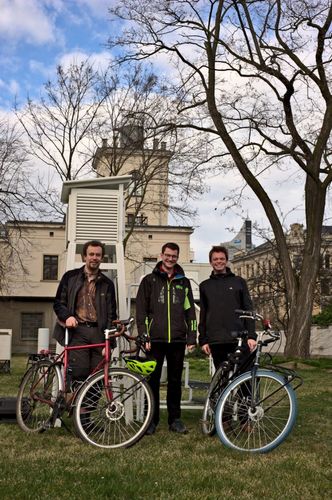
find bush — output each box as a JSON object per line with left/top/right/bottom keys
{"left": 312, "top": 302, "right": 332, "bottom": 326}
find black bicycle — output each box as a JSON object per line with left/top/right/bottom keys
{"left": 201, "top": 329, "right": 255, "bottom": 436}
{"left": 215, "top": 311, "right": 302, "bottom": 452}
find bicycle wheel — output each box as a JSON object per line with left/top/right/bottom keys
{"left": 16, "top": 359, "right": 62, "bottom": 432}
{"left": 201, "top": 365, "right": 229, "bottom": 436}
{"left": 73, "top": 368, "right": 154, "bottom": 449}
{"left": 215, "top": 369, "right": 297, "bottom": 453}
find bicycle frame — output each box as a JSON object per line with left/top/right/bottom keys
{"left": 236, "top": 311, "right": 303, "bottom": 412}
{"left": 26, "top": 325, "right": 121, "bottom": 414}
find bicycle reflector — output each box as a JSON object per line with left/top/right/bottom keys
{"left": 124, "top": 356, "right": 157, "bottom": 376}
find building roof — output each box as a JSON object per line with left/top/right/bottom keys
{"left": 61, "top": 176, "right": 132, "bottom": 203}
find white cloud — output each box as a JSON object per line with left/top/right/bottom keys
{"left": 8, "top": 79, "right": 20, "bottom": 95}
{"left": 29, "top": 59, "right": 54, "bottom": 79}
{"left": 58, "top": 50, "right": 113, "bottom": 73}
{"left": 189, "top": 163, "right": 310, "bottom": 263}
{"left": 0, "top": 77, "right": 20, "bottom": 98}
{"left": 0, "top": 0, "right": 58, "bottom": 45}
{"left": 75, "top": 0, "right": 116, "bottom": 18}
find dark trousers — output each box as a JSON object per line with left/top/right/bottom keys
{"left": 148, "top": 342, "right": 186, "bottom": 425}
{"left": 68, "top": 325, "right": 103, "bottom": 381}
{"left": 210, "top": 343, "right": 250, "bottom": 371}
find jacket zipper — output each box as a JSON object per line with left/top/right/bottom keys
{"left": 167, "top": 280, "right": 171, "bottom": 343}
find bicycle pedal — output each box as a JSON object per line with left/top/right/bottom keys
{"left": 40, "top": 421, "right": 52, "bottom": 430}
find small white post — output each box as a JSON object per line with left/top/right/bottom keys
{"left": 37, "top": 328, "right": 50, "bottom": 353}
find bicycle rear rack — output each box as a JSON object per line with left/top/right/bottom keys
{"left": 263, "top": 363, "right": 303, "bottom": 391}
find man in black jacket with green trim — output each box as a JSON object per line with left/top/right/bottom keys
{"left": 136, "top": 242, "right": 197, "bottom": 435}
{"left": 199, "top": 245, "right": 256, "bottom": 369}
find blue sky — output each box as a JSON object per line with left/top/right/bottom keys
{"left": 0, "top": 0, "right": 114, "bottom": 109}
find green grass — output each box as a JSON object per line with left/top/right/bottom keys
{"left": 0, "top": 355, "right": 331, "bottom": 500}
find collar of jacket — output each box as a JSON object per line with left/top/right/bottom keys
{"left": 153, "top": 261, "right": 186, "bottom": 280}
{"left": 78, "top": 265, "right": 103, "bottom": 282}
{"left": 210, "top": 267, "right": 235, "bottom": 279}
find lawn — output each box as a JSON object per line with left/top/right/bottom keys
{"left": 0, "top": 355, "right": 331, "bottom": 500}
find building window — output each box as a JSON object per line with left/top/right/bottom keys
{"left": 21, "top": 313, "right": 43, "bottom": 341}
{"left": 43, "top": 255, "right": 58, "bottom": 280}
{"left": 127, "top": 213, "right": 135, "bottom": 225}
{"left": 321, "top": 279, "right": 330, "bottom": 296}
{"left": 143, "top": 257, "right": 157, "bottom": 271}
{"left": 126, "top": 213, "right": 147, "bottom": 225}
{"left": 129, "top": 169, "right": 143, "bottom": 197}
{"left": 325, "top": 254, "right": 330, "bottom": 269}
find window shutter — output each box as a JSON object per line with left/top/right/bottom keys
{"left": 75, "top": 192, "right": 119, "bottom": 241}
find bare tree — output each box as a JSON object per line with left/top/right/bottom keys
{"left": 108, "top": 0, "right": 332, "bottom": 357}
{"left": 0, "top": 119, "right": 39, "bottom": 291}
{"left": 93, "top": 63, "right": 207, "bottom": 251}
{"left": 15, "top": 59, "right": 111, "bottom": 182}
{"left": 16, "top": 60, "right": 207, "bottom": 245}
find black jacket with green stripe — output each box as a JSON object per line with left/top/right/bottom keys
{"left": 136, "top": 262, "right": 197, "bottom": 345}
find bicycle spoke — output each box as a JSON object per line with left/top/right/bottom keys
{"left": 215, "top": 370, "right": 297, "bottom": 453}
{"left": 16, "top": 360, "right": 61, "bottom": 433}
{"left": 74, "top": 368, "right": 154, "bottom": 449}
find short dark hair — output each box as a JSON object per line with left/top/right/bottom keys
{"left": 161, "top": 242, "right": 180, "bottom": 255}
{"left": 82, "top": 240, "right": 105, "bottom": 258}
{"left": 209, "top": 245, "right": 228, "bottom": 262}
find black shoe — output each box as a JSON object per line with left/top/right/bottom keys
{"left": 145, "top": 421, "right": 157, "bottom": 435}
{"left": 169, "top": 419, "right": 188, "bottom": 434}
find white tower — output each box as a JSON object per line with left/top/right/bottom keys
{"left": 60, "top": 176, "right": 131, "bottom": 318}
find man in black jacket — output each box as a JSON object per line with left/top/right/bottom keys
{"left": 199, "top": 245, "right": 256, "bottom": 369}
{"left": 53, "top": 240, "right": 117, "bottom": 382}
{"left": 136, "top": 242, "right": 197, "bottom": 435}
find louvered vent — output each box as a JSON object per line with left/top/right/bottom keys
{"left": 75, "top": 193, "right": 119, "bottom": 241}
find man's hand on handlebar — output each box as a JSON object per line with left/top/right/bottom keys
{"left": 142, "top": 333, "right": 151, "bottom": 351}
{"left": 65, "top": 316, "right": 78, "bottom": 328}
{"left": 247, "top": 338, "right": 257, "bottom": 352}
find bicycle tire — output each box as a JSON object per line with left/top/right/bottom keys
{"left": 201, "top": 365, "right": 228, "bottom": 436}
{"left": 16, "top": 359, "right": 62, "bottom": 433}
{"left": 73, "top": 367, "right": 154, "bottom": 449}
{"left": 215, "top": 369, "right": 297, "bottom": 453}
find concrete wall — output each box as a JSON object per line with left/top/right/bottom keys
{"left": 269, "top": 325, "right": 332, "bottom": 357}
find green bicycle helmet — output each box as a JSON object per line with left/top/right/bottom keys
{"left": 124, "top": 356, "right": 157, "bottom": 376}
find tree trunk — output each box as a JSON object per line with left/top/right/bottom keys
{"left": 284, "top": 178, "right": 326, "bottom": 358}
{"left": 285, "top": 290, "right": 313, "bottom": 358}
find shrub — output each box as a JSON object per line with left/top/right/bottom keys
{"left": 312, "top": 302, "right": 332, "bottom": 326}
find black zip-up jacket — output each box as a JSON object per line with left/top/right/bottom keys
{"left": 53, "top": 266, "right": 117, "bottom": 345}
{"left": 136, "top": 262, "right": 197, "bottom": 344}
{"left": 198, "top": 268, "right": 255, "bottom": 346}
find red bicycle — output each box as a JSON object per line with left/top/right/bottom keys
{"left": 16, "top": 318, "right": 156, "bottom": 449}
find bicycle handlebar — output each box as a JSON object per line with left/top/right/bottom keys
{"left": 235, "top": 309, "right": 264, "bottom": 321}
{"left": 235, "top": 310, "right": 281, "bottom": 341}
{"left": 104, "top": 318, "right": 149, "bottom": 346}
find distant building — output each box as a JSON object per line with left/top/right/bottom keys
{"left": 230, "top": 223, "right": 332, "bottom": 323}
{"left": 221, "top": 218, "right": 253, "bottom": 261}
